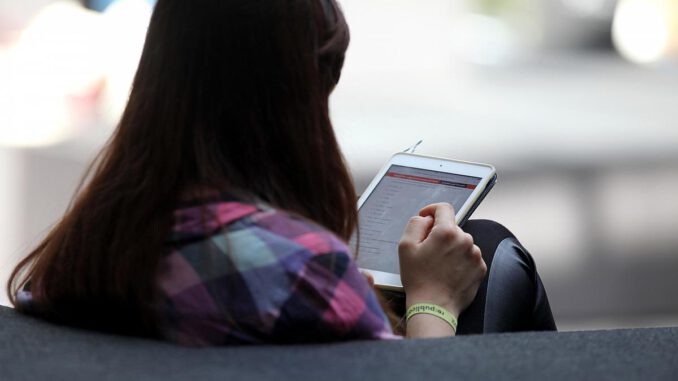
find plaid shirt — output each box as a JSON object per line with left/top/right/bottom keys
{"left": 159, "top": 194, "right": 397, "bottom": 345}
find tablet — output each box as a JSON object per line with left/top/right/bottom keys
{"left": 351, "top": 153, "right": 497, "bottom": 291}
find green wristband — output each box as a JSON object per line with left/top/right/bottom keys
{"left": 405, "top": 303, "right": 458, "bottom": 333}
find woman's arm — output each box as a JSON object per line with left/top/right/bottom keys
{"left": 398, "top": 203, "right": 487, "bottom": 338}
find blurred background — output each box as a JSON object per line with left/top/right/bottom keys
{"left": 1, "top": 0, "right": 677, "bottom": 331}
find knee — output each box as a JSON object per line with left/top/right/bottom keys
{"left": 463, "top": 219, "right": 516, "bottom": 243}
{"left": 462, "top": 219, "right": 533, "bottom": 271}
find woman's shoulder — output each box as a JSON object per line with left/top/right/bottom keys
{"left": 168, "top": 192, "right": 350, "bottom": 258}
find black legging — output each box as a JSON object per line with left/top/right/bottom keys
{"left": 380, "top": 219, "right": 557, "bottom": 334}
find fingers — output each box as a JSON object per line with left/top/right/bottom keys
{"left": 361, "top": 271, "right": 375, "bottom": 287}
{"left": 417, "top": 204, "right": 466, "bottom": 251}
{"left": 460, "top": 232, "right": 474, "bottom": 251}
{"left": 471, "top": 245, "right": 487, "bottom": 278}
{"left": 419, "top": 203, "right": 457, "bottom": 229}
{"left": 471, "top": 244, "right": 482, "bottom": 260}
{"left": 400, "top": 215, "right": 434, "bottom": 250}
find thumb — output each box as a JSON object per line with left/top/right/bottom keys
{"left": 361, "top": 271, "right": 375, "bottom": 287}
{"left": 401, "top": 215, "right": 433, "bottom": 247}
{"left": 419, "top": 202, "right": 457, "bottom": 229}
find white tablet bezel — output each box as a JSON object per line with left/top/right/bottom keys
{"left": 356, "top": 153, "right": 496, "bottom": 291}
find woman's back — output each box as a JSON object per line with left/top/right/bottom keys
{"left": 158, "top": 193, "right": 393, "bottom": 345}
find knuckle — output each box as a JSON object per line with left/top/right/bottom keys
{"left": 472, "top": 244, "right": 482, "bottom": 256}
{"left": 479, "top": 259, "right": 488, "bottom": 275}
{"left": 436, "top": 202, "right": 454, "bottom": 215}
{"left": 434, "top": 226, "right": 456, "bottom": 240}
{"left": 461, "top": 233, "right": 474, "bottom": 249}
{"left": 479, "top": 266, "right": 488, "bottom": 280}
{"left": 398, "top": 239, "right": 416, "bottom": 253}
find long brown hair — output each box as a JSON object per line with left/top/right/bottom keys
{"left": 7, "top": 0, "right": 356, "bottom": 336}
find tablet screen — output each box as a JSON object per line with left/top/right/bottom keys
{"left": 352, "top": 165, "right": 481, "bottom": 274}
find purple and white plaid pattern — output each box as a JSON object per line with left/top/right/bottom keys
{"left": 158, "top": 195, "right": 397, "bottom": 346}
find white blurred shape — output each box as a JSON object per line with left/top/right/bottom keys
{"left": 451, "top": 13, "right": 517, "bottom": 67}
{"left": 0, "top": 0, "right": 153, "bottom": 147}
{"left": 338, "top": 0, "right": 460, "bottom": 75}
{"left": 612, "top": 0, "right": 672, "bottom": 65}
{"left": 0, "top": 1, "right": 105, "bottom": 147}
{"left": 100, "top": 0, "right": 153, "bottom": 128}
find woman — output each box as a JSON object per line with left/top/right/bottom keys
{"left": 7, "top": 0, "right": 555, "bottom": 345}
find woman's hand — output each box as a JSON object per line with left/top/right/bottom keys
{"left": 398, "top": 203, "right": 487, "bottom": 337}
{"left": 361, "top": 271, "right": 375, "bottom": 287}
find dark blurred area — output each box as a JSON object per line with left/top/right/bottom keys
{"left": 1, "top": 0, "right": 677, "bottom": 330}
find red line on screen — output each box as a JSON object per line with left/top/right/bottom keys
{"left": 386, "top": 172, "right": 441, "bottom": 184}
